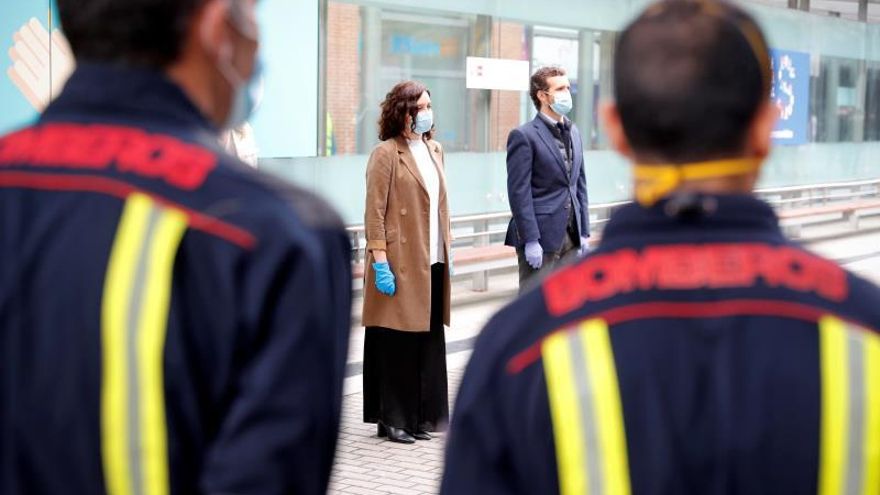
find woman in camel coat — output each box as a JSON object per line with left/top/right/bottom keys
{"left": 362, "top": 80, "right": 451, "bottom": 444}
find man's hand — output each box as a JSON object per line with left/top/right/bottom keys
{"left": 578, "top": 236, "right": 591, "bottom": 257}
{"left": 525, "top": 240, "right": 543, "bottom": 270}
{"left": 7, "top": 18, "right": 75, "bottom": 111}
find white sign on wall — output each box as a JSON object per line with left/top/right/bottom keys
{"left": 466, "top": 57, "right": 530, "bottom": 91}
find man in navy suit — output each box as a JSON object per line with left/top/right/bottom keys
{"left": 505, "top": 66, "right": 590, "bottom": 290}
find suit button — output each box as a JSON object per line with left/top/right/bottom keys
{"left": 401, "top": 208, "right": 407, "bottom": 216}
{"left": 402, "top": 237, "right": 407, "bottom": 244}
{"left": 564, "top": 203, "right": 571, "bottom": 209}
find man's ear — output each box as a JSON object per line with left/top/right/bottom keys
{"left": 748, "top": 101, "right": 778, "bottom": 160}
{"left": 198, "top": 0, "right": 234, "bottom": 60}
{"left": 600, "top": 102, "right": 634, "bottom": 160}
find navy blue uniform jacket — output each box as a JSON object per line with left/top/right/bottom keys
{"left": 504, "top": 116, "right": 589, "bottom": 252}
{"left": 443, "top": 194, "right": 880, "bottom": 494}
{"left": 0, "top": 64, "right": 352, "bottom": 495}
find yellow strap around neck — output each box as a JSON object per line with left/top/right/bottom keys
{"left": 633, "top": 158, "right": 761, "bottom": 207}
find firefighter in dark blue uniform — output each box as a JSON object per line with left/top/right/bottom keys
{"left": 442, "top": 1, "right": 880, "bottom": 494}
{"left": 0, "top": 0, "right": 351, "bottom": 494}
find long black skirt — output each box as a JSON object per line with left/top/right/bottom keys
{"left": 363, "top": 263, "right": 449, "bottom": 433}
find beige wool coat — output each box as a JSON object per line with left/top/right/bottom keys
{"left": 361, "top": 136, "right": 451, "bottom": 332}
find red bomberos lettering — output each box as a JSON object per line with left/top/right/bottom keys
{"left": 0, "top": 124, "right": 216, "bottom": 190}
{"left": 543, "top": 243, "right": 849, "bottom": 316}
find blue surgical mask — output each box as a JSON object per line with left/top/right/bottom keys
{"left": 212, "top": 2, "right": 261, "bottom": 130}
{"left": 550, "top": 91, "right": 573, "bottom": 116}
{"left": 224, "top": 59, "right": 263, "bottom": 130}
{"left": 413, "top": 110, "right": 434, "bottom": 135}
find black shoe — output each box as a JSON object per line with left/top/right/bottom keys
{"left": 377, "top": 422, "right": 386, "bottom": 437}
{"left": 378, "top": 422, "right": 415, "bottom": 444}
{"left": 413, "top": 430, "right": 432, "bottom": 441}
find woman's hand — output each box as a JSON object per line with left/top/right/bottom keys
{"left": 372, "top": 249, "right": 388, "bottom": 263}
{"left": 372, "top": 261, "right": 396, "bottom": 296}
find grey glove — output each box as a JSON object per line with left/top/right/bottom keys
{"left": 525, "top": 240, "right": 543, "bottom": 270}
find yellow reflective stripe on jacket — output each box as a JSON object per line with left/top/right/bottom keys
{"left": 818, "top": 315, "right": 880, "bottom": 495}
{"left": 543, "top": 319, "right": 631, "bottom": 495}
{"left": 101, "top": 193, "right": 187, "bottom": 495}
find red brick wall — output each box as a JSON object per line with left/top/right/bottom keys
{"left": 326, "top": 3, "right": 360, "bottom": 155}
{"left": 490, "top": 22, "right": 527, "bottom": 151}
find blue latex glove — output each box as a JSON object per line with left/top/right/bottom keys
{"left": 525, "top": 240, "right": 543, "bottom": 270}
{"left": 373, "top": 262, "right": 396, "bottom": 296}
{"left": 579, "top": 236, "right": 591, "bottom": 257}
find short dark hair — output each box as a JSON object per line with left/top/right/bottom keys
{"left": 530, "top": 66, "right": 567, "bottom": 111}
{"left": 378, "top": 81, "right": 434, "bottom": 142}
{"left": 58, "top": 0, "right": 208, "bottom": 67}
{"left": 614, "top": 0, "right": 771, "bottom": 162}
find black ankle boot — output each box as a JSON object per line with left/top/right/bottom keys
{"left": 412, "top": 430, "right": 432, "bottom": 441}
{"left": 377, "top": 422, "right": 415, "bottom": 444}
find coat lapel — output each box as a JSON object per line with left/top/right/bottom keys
{"left": 395, "top": 136, "right": 428, "bottom": 196}
{"left": 427, "top": 140, "right": 447, "bottom": 205}
{"left": 569, "top": 125, "right": 583, "bottom": 184}
{"left": 531, "top": 117, "right": 568, "bottom": 179}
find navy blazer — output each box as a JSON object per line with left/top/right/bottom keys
{"left": 504, "top": 115, "right": 589, "bottom": 252}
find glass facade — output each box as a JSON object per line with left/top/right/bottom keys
{"left": 863, "top": 61, "right": 880, "bottom": 142}
{"left": 322, "top": 3, "right": 618, "bottom": 156}
{"left": 256, "top": 0, "right": 880, "bottom": 224}
{"left": 0, "top": 1, "right": 878, "bottom": 225}
{"left": 813, "top": 56, "right": 871, "bottom": 143}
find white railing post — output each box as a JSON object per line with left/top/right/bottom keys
{"left": 471, "top": 218, "right": 490, "bottom": 292}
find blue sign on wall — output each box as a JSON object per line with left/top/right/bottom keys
{"left": 770, "top": 49, "right": 811, "bottom": 146}
{"left": 390, "top": 35, "right": 441, "bottom": 57}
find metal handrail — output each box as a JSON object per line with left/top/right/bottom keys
{"left": 767, "top": 191, "right": 880, "bottom": 208}
{"left": 755, "top": 178, "right": 880, "bottom": 195}
{"left": 346, "top": 201, "right": 630, "bottom": 234}
{"left": 347, "top": 179, "right": 880, "bottom": 233}
{"left": 453, "top": 229, "right": 509, "bottom": 241}
{"left": 346, "top": 179, "right": 880, "bottom": 260}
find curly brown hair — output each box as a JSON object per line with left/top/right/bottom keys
{"left": 378, "top": 81, "right": 434, "bottom": 141}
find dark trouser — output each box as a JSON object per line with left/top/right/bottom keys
{"left": 516, "top": 227, "right": 579, "bottom": 294}
{"left": 363, "top": 263, "right": 449, "bottom": 433}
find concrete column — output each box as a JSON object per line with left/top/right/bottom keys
{"left": 317, "top": 0, "right": 328, "bottom": 155}
{"left": 357, "top": 6, "right": 382, "bottom": 153}
{"left": 858, "top": 0, "right": 868, "bottom": 22}
{"left": 799, "top": 0, "right": 810, "bottom": 11}
{"left": 576, "top": 29, "right": 595, "bottom": 150}
{"left": 825, "top": 58, "right": 840, "bottom": 141}
{"left": 854, "top": 61, "right": 868, "bottom": 142}
{"left": 788, "top": 0, "right": 798, "bottom": 8}
{"left": 524, "top": 25, "right": 536, "bottom": 122}
{"left": 596, "top": 31, "right": 616, "bottom": 148}
{"left": 472, "top": 15, "right": 492, "bottom": 153}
